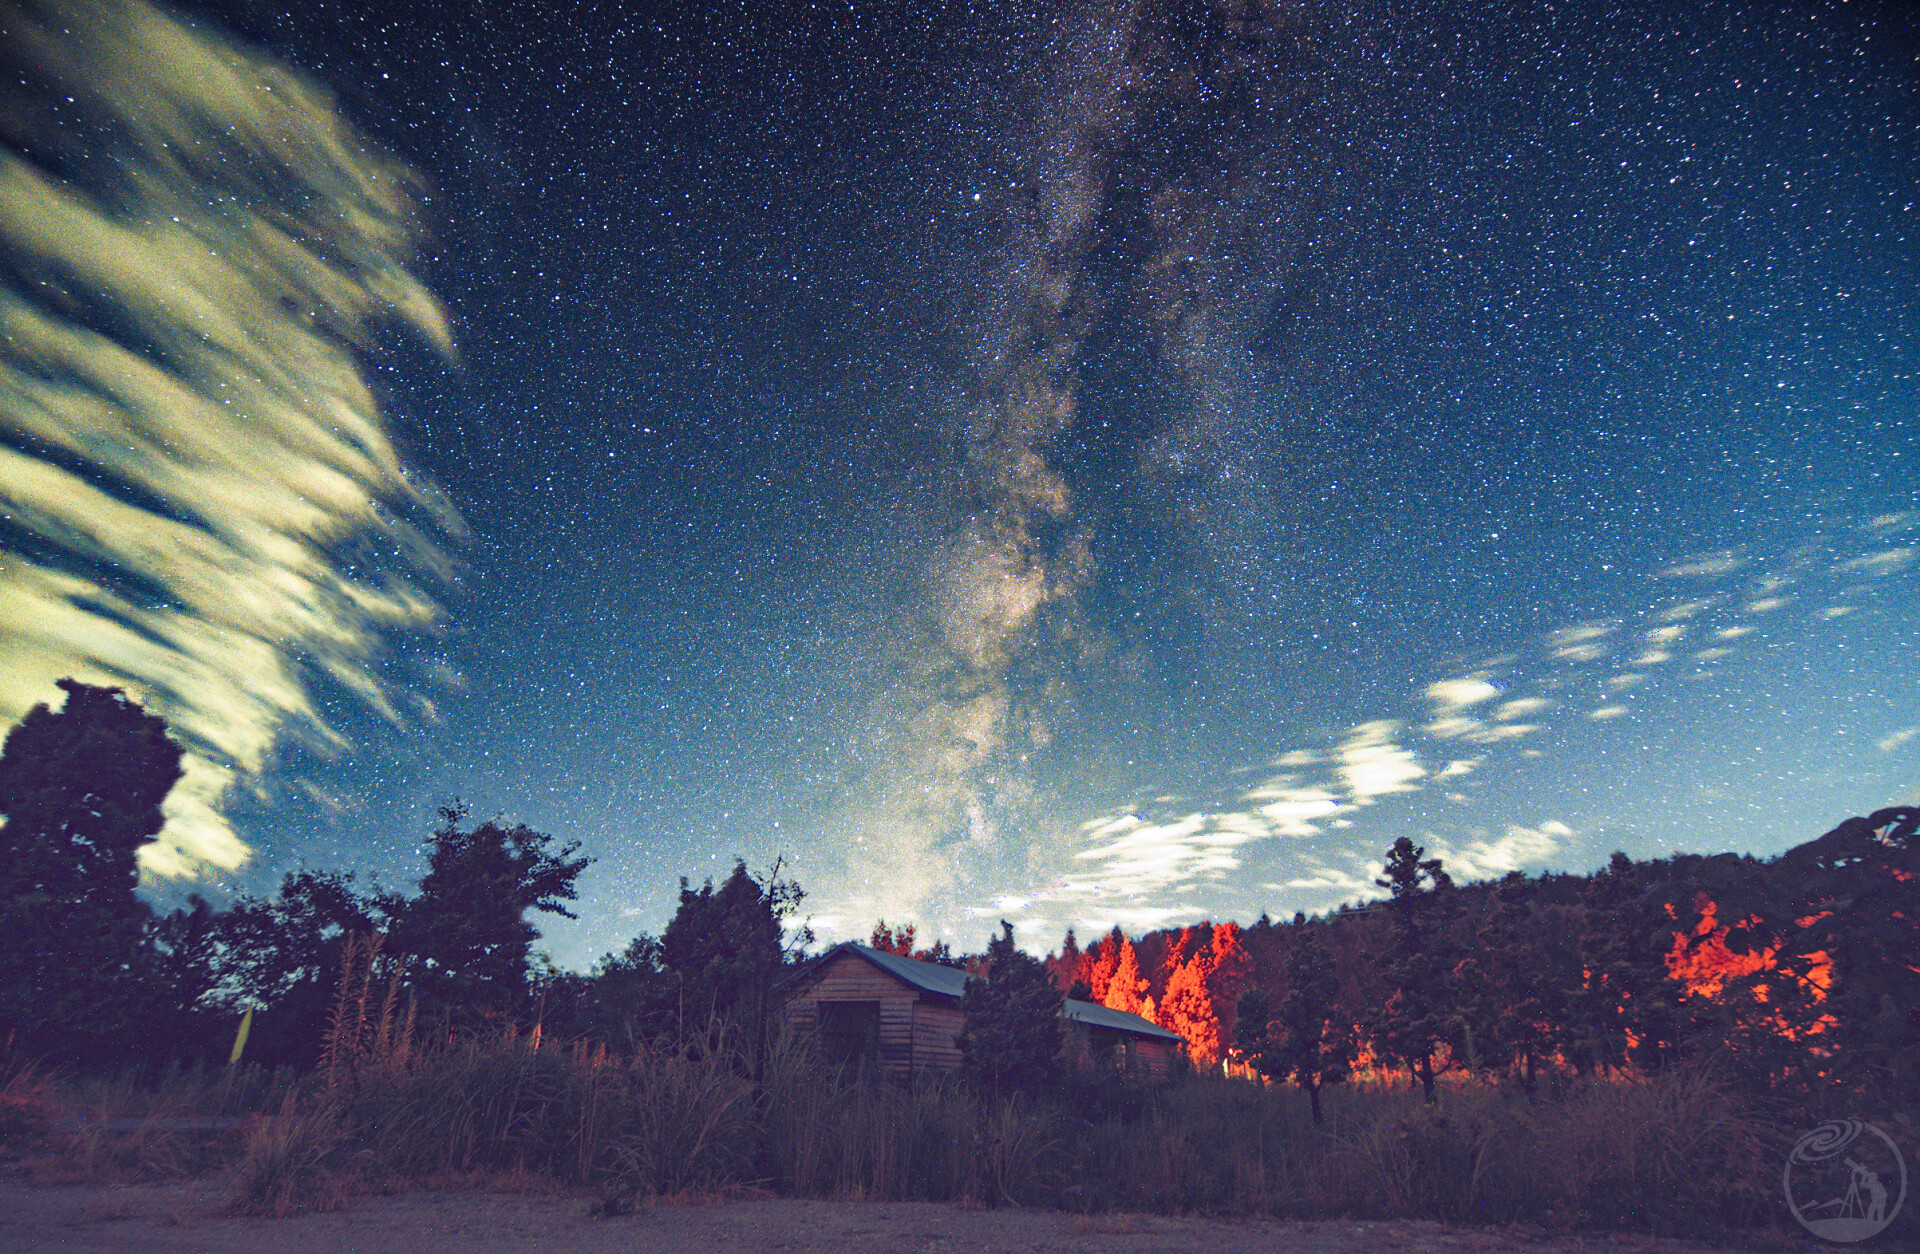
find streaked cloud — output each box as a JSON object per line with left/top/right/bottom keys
{"left": 1, "top": 0, "right": 459, "bottom": 879}
{"left": 1545, "top": 623, "right": 1614, "bottom": 661}
{"left": 1661, "top": 552, "right": 1745, "bottom": 578}
{"left": 1834, "top": 548, "right": 1913, "bottom": 577}
{"left": 1877, "top": 728, "right": 1917, "bottom": 754}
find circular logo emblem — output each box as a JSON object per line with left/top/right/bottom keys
{"left": 1783, "top": 1119, "right": 1907, "bottom": 1242}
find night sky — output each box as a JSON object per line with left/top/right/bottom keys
{"left": 3, "top": 0, "right": 1915, "bottom": 970}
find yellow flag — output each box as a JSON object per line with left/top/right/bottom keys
{"left": 229, "top": 1006, "right": 254, "bottom": 1066}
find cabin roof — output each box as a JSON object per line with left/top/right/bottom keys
{"left": 789, "top": 942, "right": 1181, "bottom": 1042}
{"left": 1061, "top": 998, "right": 1184, "bottom": 1042}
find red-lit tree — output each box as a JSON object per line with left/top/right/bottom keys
{"left": 1159, "top": 954, "right": 1221, "bottom": 1066}
{"left": 1104, "top": 937, "right": 1152, "bottom": 1017}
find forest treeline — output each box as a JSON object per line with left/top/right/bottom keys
{"left": 3, "top": 680, "right": 1916, "bottom": 1121}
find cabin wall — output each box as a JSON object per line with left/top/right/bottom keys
{"left": 910, "top": 998, "right": 966, "bottom": 1073}
{"left": 786, "top": 950, "right": 1178, "bottom": 1081}
{"left": 785, "top": 951, "right": 924, "bottom": 1078}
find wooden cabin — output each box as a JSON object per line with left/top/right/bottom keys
{"left": 782, "top": 943, "right": 1184, "bottom": 1080}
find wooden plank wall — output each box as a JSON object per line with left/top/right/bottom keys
{"left": 787, "top": 952, "right": 924, "bottom": 1078}
{"left": 785, "top": 952, "right": 1176, "bottom": 1081}
{"left": 911, "top": 998, "right": 966, "bottom": 1073}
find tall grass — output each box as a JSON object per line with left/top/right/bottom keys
{"left": 204, "top": 1020, "right": 1859, "bottom": 1241}
{"left": 11, "top": 1000, "right": 1892, "bottom": 1241}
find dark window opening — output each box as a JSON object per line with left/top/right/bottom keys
{"left": 819, "top": 1000, "right": 880, "bottom": 1067}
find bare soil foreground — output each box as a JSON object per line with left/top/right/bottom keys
{"left": 1, "top": 1182, "right": 1824, "bottom": 1254}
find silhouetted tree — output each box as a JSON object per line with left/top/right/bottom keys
{"left": 0, "top": 680, "right": 182, "bottom": 1063}
{"left": 1369, "top": 836, "right": 1458, "bottom": 1102}
{"left": 1768, "top": 806, "right": 1920, "bottom": 1100}
{"left": 1236, "top": 925, "right": 1356, "bottom": 1122}
{"left": 567, "top": 934, "right": 677, "bottom": 1048}
{"left": 389, "top": 803, "right": 590, "bottom": 1029}
{"left": 1457, "top": 871, "right": 1568, "bottom": 1092}
{"left": 869, "top": 919, "right": 917, "bottom": 955}
{"left": 207, "top": 869, "right": 397, "bottom": 1067}
{"left": 659, "top": 858, "right": 808, "bottom": 1066}
{"left": 957, "top": 921, "right": 1064, "bottom": 1095}
{"left": 1571, "top": 850, "right": 1692, "bottom": 1075}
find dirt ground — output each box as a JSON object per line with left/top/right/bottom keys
{"left": 0, "top": 1181, "right": 1822, "bottom": 1254}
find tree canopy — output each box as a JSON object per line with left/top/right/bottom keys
{"left": 0, "top": 680, "right": 183, "bottom": 1062}
{"left": 956, "top": 921, "right": 1064, "bottom": 1095}
{"left": 389, "top": 804, "right": 591, "bottom": 1025}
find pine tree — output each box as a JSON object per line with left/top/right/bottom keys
{"left": 1205, "top": 921, "right": 1254, "bottom": 1050}
{"left": 1086, "top": 925, "right": 1125, "bottom": 1003}
{"left": 1159, "top": 954, "right": 1221, "bottom": 1067}
{"left": 1369, "top": 836, "right": 1458, "bottom": 1103}
{"left": 957, "top": 921, "right": 1064, "bottom": 1094}
{"left": 1103, "top": 937, "right": 1151, "bottom": 1016}
{"left": 1052, "top": 928, "right": 1081, "bottom": 993}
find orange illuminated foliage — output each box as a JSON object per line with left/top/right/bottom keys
{"left": 1663, "top": 894, "right": 1836, "bottom": 1043}
{"left": 1103, "top": 938, "right": 1151, "bottom": 1017}
{"left": 1159, "top": 956, "right": 1222, "bottom": 1066}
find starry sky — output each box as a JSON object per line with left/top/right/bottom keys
{"left": 2, "top": 0, "right": 1915, "bottom": 969}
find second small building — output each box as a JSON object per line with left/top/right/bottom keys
{"left": 781, "top": 942, "right": 1184, "bottom": 1080}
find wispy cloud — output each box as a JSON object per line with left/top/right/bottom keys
{"left": 1337, "top": 721, "right": 1428, "bottom": 803}
{"left": 1, "top": 0, "right": 459, "bottom": 878}
{"left": 1661, "top": 552, "right": 1745, "bottom": 578}
{"left": 1834, "top": 548, "right": 1913, "bottom": 577}
{"left": 1878, "top": 728, "right": 1917, "bottom": 754}
{"left": 1427, "top": 821, "right": 1569, "bottom": 880}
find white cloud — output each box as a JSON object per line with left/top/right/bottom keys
{"left": 1426, "top": 676, "right": 1501, "bottom": 712}
{"left": 1336, "top": 721, "right": 1428, "bottom": 803}
{"left": 1250, "top": 784, "right": 1351, "bottom": 836}
{"left": 1661, "top": 552, "right": 1745, "bottom": 578}
{"left": 1545, "top": 623, "right": 1613, "bottom": 660}
{"left": 1496, "top": 698, "right": 1553, "bottom": 720}
{"left": 1834, "top": 548, "right": 1913, "bottom": 577}
{"left": 1424, "top": 715, "right": 1485, "bottom": 740}
{"left": 1460, "top": 723, "right": 1541, "bottom": 744}
{"left": 1878, "top": 728, "right": 1917, "bottom": 754}
{"left": 1590, "top": 705, "right": 1630, "bottom": 720}
{"left": 1427, "top": 822, "right": 1566, "bottom": 881}
{"left": 0, "top": 3, "right": 460, "bottom": 881}
{"left": 1654, "top": 599, "right": 1716, "bottom": 622}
